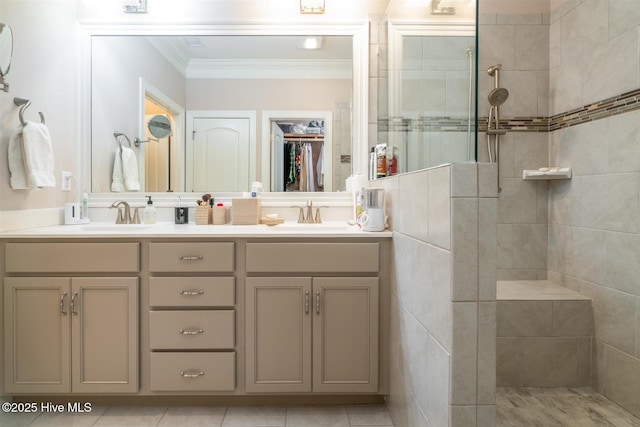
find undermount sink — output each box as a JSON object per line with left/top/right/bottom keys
{"left": 78, "top": 224, "right": 156, "bottom": 232}
{"left": 265, "top": 222, "right": 359, "bottom": 233}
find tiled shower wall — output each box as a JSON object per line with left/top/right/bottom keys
{"left": 478, "top": 11, "right": 551, "bottom": 281}
{"left": 480, "top": 0, "right": 640, "bottom": 417}
{"left": 545, "top": 0, "right": 640, "bottom": 418}
{"left": 376, "top": 163, "right": 497, "bottom": 427}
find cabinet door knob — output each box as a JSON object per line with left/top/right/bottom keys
{"left": 60, "top": 292, "right": 68, "bottom": 316}
{"left": 179, "top": 289, "right": 205, "bottom": 296}
{"left": 179, "top": 328, "right": 204, "bottom": 335}
{"left": 180, "top": 370, "right": 205, "bottom": 378}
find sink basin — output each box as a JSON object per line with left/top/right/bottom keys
{"left": 78, "top": 224, "right": 156, "bottom": 232}
{"left": 264, "top": 223, "right": 359, "bottom": 233}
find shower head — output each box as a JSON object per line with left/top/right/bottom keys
{"left": 488, "top": 87, "right": 509, "bottom": 106}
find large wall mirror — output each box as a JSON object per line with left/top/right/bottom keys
{"left": 83, "top": 24, "right": 368, "bottom": 196}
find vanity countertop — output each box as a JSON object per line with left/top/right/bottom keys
{"left": 0, "top": 222, "right": 392, "bottom": 239}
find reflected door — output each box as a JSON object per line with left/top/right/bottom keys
{"left": 191, "top": 117, "right": 250, "bottom": 192}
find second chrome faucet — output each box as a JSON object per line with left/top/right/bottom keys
{"left": 292, "top": 200, "right": 326, "bottom": 224}
{"left": 109, "top": 201, "right": 142, "bottom": 224}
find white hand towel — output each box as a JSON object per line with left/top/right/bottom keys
{"left": 111, "top": 145, "right": 125, "bottom": 192}
{"left": 121, "top": 145, "right": 140, "bottom": 191}
{"left": 8, "top": 126, "right": 29, "bottom": 190}
{"left": 21, "top": 122, "right": 56, "bottom": 188}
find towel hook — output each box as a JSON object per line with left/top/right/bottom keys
{"left": 13, "top": 98, "right": 45, "bottom": 127}
{"left": 113, "top": 132, "right": 132, "bottom": 149}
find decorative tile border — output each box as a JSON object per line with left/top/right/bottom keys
{"left": 379, "top": 116, "right": 474, "bottom": 132}
{"left": 548, "top": 88, "right": 640, "bottom": 131}
{"left": 380, "top": 89, "right": 640, "bottom": 133}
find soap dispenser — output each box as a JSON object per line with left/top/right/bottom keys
{"left": 144, "top": 196, "right": 156, "bottom": 224}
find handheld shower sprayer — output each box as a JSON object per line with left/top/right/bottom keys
{"left": 486, "top": 64, "right": 509, "bottom": 192}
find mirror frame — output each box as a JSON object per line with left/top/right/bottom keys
{"left": 78, "top": 22, "right": 369, "bottom": 206}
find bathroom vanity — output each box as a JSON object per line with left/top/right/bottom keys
{"left": 0, "top": 224, "right": 391, "bottom": 402}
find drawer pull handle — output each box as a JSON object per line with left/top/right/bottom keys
{"left": 60, "top": 292, "right": 68, "bottom": 316}
{"left": 179, "top": 289, "right": 205, "bottom": 296}
{"left": 180, "top": 370, "right": 205, "bottom": 379}
{"left": 179, "top": 255, "right": 204, "bottom": 261}
{"left": 180, "top": 328, "right": 204, "bottom": 335}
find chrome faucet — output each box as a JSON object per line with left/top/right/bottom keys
{"left": 109, "top": 201, "right": 140, "bottom": 224}
{"left": 305, "top": 200, "right": 314, "bottom": 224}
{"left": 291, "top": 200, "right": 326, "bottom": 224}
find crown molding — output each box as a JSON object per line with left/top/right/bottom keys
{"left": 186, "top": 58, "right": 351, "bottom": 79}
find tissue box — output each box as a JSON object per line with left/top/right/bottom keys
{"left": 231, "top": 198, "right": 260, "bottom": 225}
{"left": 195, "top": 206, "right": 211, "bottom": 225}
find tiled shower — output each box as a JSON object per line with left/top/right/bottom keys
{"left": 486, "top": 0, "right": 640, "bottom": 421}
{"left": 382, "top": 0, "right": 640, "bottom": 425}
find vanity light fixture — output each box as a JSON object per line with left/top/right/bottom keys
{"left": 298, "top": 36, "right": 324, "bottom": 50}
{"left": 431, "top": 0, "right": 456, "bottom": 15}
{"left": 123, "top": 0, "right": 148, "bottom": 14}
{"left": 300, "top": 0, "right": 325, "bottom": 14}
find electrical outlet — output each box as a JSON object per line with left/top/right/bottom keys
{"left": 61, "top": 171, "right": 73, "bottom": 191}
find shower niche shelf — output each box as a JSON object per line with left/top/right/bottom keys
{"left": 522, "top": 167, "right": 572, "bottom": 180}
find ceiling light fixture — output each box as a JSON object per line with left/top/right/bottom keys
{"left": 123, "top": 0, "right": 148, "bottom": 14}
{"left": 300, "top": 0, "right": 325, "bottom": 14}
{"left": 298, "top": 36, "right": 324, "bottom": 50}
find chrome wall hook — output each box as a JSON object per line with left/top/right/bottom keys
{"left": 14, "top": 97, "right": 45, "bottom": 127}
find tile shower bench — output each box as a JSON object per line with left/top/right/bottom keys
{"left": 496, "top": 280, "right": 593, "bottom": 388}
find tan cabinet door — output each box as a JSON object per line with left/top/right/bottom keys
{"left": 71, "top": 278, "right": 138, "bottom": 393}
{"left": 245, "top": 277, "right": 312, "bottom": 393}
{"left": 312, "top": 277, "right": 379, "bottom": 393}
{"left": 4, "top": 278, "right": 72, "bottom": 393}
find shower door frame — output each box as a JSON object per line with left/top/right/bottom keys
{"left": 387, "top": 22, "right": 476, "bottom": 173}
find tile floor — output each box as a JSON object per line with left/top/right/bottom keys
{"left": 497, "top": 387, "right": 640, "bottom": 426}
{"left": 0, "top": 404, "right": 394, "bottom": 427}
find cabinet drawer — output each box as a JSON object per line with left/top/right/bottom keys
{"left": 149, "top": 243, "right": 234, "bottom": 273}
{"left": 5, "top": 243, "right": 139, "bottom": 273}
{"left": 149, "top": 310, "right": 235, "bottom": 350}
{"left": 150, "top": 352, "right": 235, "bottom": 391}
{"left": 149, "top": 277, "right": 235, "bottom": 308}
{"left": 246, "top": 243, "right": 379, "bottom": 273}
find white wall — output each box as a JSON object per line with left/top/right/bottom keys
{"left": 0, "top": 0, "right": 78, "bottom": 219}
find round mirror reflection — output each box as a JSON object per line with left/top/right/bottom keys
{"left": 0, "top": 23, "right": 13, "bottom": 77}
{"left": 148, "top": 115, "right": 171, "bottom": 139}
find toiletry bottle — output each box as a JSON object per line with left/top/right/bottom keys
{"left": 144, "top": 196, "right": 156, "bottom": 224}
{"left": 369, "top": 147, "right": 376, "bottom": 180}
{"left": 81, "top": 190, "right": 89, "bottom": 221}
{"left": 356, "top": 187, "right": 366, "bottom": 217}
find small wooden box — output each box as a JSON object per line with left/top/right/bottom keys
{"left": 231, "top": 198, "right": 260, "bottom": 225}
{"left": 195, "top": 206, "right": 211, "bottom": 225}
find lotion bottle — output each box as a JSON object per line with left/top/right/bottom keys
{"left": 144, "top": 196, "right": 156, "bottom": 224}
{"left": 81, "top": 190, "right": 89, "bottom": 221}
